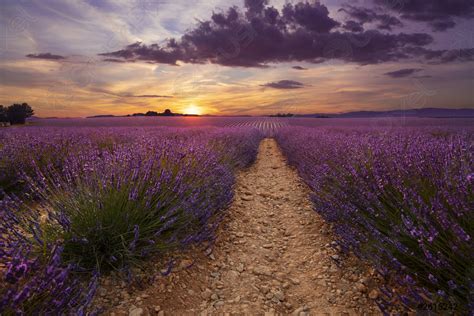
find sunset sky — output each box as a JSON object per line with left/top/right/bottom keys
{"left": 0, "top": 0, "right": 473, "bottom": 117}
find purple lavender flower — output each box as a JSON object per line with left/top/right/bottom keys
{"left": 276, "top": 125, "right": 473, "bottom": 312}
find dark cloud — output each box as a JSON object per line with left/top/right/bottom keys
{"left": 100, "top": 40, "right": 183, "bottom": 65}
{"left": 261, "top": 80, "right": 305, "bottom": 89}
{"left": 413, "top": 75, "right": 432, "bottom": 79}
{"left": 292, "top": 66, "right": 307, "bottom": 70}
{"left": 103, "top": 58, "right": 129, "bottom": 63}
{"left": 430, "top": 20, "right": 457, "bottom": 32}
{"left": 343, "top": 20, "right": 364, "bottom": 32}
{"left": 341, "top": 31, "right": 434, "bottom": 65}
{"left": 244, "top": 0, "right": 268, "bottom": 18}
{"left": 384, "top": 68, "right": 422, "bottom": 78}
{"left": 404, "top": 47, "right": 474, "bottom": 63}
{"left": 373, "top": 0, "right": 474, "bottom": 31}
{"left": 26, "top": 53, "right": 65, "bottom": 60}
{"left": 377, "top": 15, "right": 403, "bottom": 31}
{"left": 338, "top": 5, "right": 374, "bottom": 23}
{"left": 100, "top": 1, "right": 473, "bottom": 67}
{"left": 133, "top": 94, "right": 173, "bottom": 98}
{"left": 281, "top": 2, "right": 340, "bottom": 33}
{"left": 338, "top": 5, "right": 403, "bottom": 31}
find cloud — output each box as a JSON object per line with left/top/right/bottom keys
{"left": 102, "top": 58, "right": 129, "bottom": 63}
{"left": 89, "top": 87, "right": 172, "bottom": 98}
{"left": 26, "top": 53, "right": 66, "bottom": 60}
{"left": 281, "top": 1, "right": 340, "bottom": 33}
{"left": 404, "top": 47, "right": 474, "bottom": 63}
{"left": 430, "top": 20, "right": 457, "bottom": 32}
{"left": 338, "top": 5, "right": 403, "bottom": 31}
{"left": 292, "top": 66, "right": 307, "bottom": 70}
{"left": 373, "top": 0, "right": 474, "bottom": 31}
{"left": 261, "top": 80, "right": 305, "bottom": 89}
{"left": 413, "top": 75, "right": 432, "bottom": 79}
{"left": 100, "top": 1, "right": 473, "bottom": 67}
{"left": 133, "top": 94, "right": 173, "bottom": 98}
{"left": 343, "top": 20, "right": 364, "bottom": 32}
{"left": 384, "top": 68, "right": 422, "bottom": 78}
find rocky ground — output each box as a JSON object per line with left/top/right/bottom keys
{"left": 97, "top": 139, "right": 382, "bottom": 315}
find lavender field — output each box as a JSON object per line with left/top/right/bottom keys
{"left": 1, "top": 124, "right": 262, "bottom": 313}
{"left": 276, "top": 125, "right": 473, "bottom": 312}
{"left": 2, "top": 0, "right": 473, "bottom": 313}
{"left": 0, "top": 117, "right": 473, "bottom": 314}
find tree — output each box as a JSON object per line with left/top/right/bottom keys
{"left": 145, "top": 111, "right": 158, "bottom": 116}
{"left": 162, "top": 109, "right": 173, "bottom": 116}
{"left": 0, "top": 105, "right": 7, "bottom": 122}
{"left": 6, "top": 103, "right": 34, "bottom": 124}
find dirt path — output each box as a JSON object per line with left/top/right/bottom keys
{"left": 107, "top": 139, "right": 381, "bottom": 315}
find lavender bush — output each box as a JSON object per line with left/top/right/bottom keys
{"left": 276, "top": 126, "right": 473, "bottom": 313}
{"left": 0, "top": 196, "right": 98, "bottom": 315}
{"left": 0, "top": 128, "right": 122, "bottom": 196}
{"left": 34, "top": 138, "right": 232, "bottom": 271}
{"left": 1, "top": 126, "right": 262, "bottom": 312}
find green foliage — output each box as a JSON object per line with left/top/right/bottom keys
{"left": 35, "top": 144, "right": 234, "bottom": 273}
{"left": 0, "top": 105, "right": 7, "bottom": 122}
{"left": 6, "top": 103, "right": 34, "bottom": 124}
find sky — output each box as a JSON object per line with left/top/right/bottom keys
{"left": 0, "top": 0, "right": 473, "bottom": 117}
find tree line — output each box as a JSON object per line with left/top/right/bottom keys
{"left": 0, "top": 103, "right": 34, "bottom": 125}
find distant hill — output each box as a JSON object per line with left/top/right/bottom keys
{"left": 298, "top": 108, "right": 474, "bottom": 118}
{"left": 87, "top": 115, "right": 116, "bottom": 118}
{"left": 28, "top": 116, "right": 79, "bottom": 120}
{"left": 86, "top": 109, "right": 199, "bottom": 118}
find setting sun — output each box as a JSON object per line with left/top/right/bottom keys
{"left": 184, "top": 104, "right": 202, "bottom": 115}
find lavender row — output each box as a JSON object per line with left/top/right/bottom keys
{"left": 275, "top": 126, "right": 473, "bottom": 313}
{"left": 0, "top": 126, "right": 263, "bottom": 314}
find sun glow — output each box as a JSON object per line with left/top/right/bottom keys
{"left": 184, "top": 104, "right": 202, "bottom": 115}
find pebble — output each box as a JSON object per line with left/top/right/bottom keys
{"left": 273, "top": 290, "right": 285, "bottom": 301}
{"left": 368, "top": 289, "right": 379, "bottom": 299}
{"left": 253, "top": 267, "right": 272, "bottom": 276}
{"left": 201, "top": 288, "right": 212, "bottom": 300}
{"left": 293, "top": 305, "right": 309, "bottom": 315}
{"left": 128, "top": 307, "right": 144, "bottom": 316}
{"left": 290, "top": 278, "right": 301, "bottom": 285}
{"left": 356, "top": 283, "right": 368, "bottom": 293}
{"left": 214, "top": 300, "right": 225, "bottom": 307}
{"left": 260, "top": 285, "right": 270, "bottom": 294}
{"left": 179, "top": 259, "right": 193, "bottom": 269}
{"left": 236, "top": 263, "right": 245, "bottom": 273}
